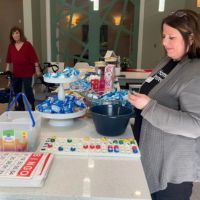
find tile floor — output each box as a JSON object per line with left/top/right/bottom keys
{"left": 191, "top": 183, "right": 200, "bottom": 200}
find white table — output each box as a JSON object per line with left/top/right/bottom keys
{"left": 0, "top": 117, "right": 151, "bottom": 200}
{"left": 118, "top": 71, "right": 150, "bottom": 88}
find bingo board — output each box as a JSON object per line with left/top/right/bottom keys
{"left": 38, "top": 136, "right": 140, "bottom": 159}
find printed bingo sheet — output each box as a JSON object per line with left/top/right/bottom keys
{"left": 0, "top": 152, "right": 50, "bottom": 179}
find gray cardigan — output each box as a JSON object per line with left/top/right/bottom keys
{"left": 140, "top": 56, "right": 200, "bottom": 193}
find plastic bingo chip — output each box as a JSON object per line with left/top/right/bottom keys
{"left": 38, "top": 137, "right": 140, "bottom": 159}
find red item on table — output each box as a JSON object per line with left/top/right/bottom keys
{"left": 91, "top": 79, "right": 99, "bottom": 91}
{"left": 98, "top": 75, "right": 105, "bottom": 94}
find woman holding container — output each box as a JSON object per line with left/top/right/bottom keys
{"left": 128, "top": 9, "right": 200, "bottom": 200}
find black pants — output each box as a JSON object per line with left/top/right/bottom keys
{"left": 13, "top": 77, "right": 35, "bottom": 111}
{"left": 151, "top": 182, "right": 193, "bottom": 200}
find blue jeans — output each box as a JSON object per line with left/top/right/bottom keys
{"left": 13, "top": 77, "right": 35, "bottom": 111}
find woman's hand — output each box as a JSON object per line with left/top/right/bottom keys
{"left": 34, "top": 63, "right": 41, "bottom": 76}
{"left": 35, "top": 67, "right": 41, "bottom": 76}
{"left": 128, "top": 91, "right": 151, "bottom": 110}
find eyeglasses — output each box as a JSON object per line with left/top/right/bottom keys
{"left": 170, "top": 11, "right": 187, "bottom": 18}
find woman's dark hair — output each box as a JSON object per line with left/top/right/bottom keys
{"left": 161, "top": 9, "right": 200, "bottom": 58}
{"left": 9, "top": 26, "right": 27, "bottom": 44}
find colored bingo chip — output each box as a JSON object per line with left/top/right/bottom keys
{"left": 38, "top": 136, "right": 140, "bottom": 159}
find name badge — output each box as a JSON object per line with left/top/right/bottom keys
{"left": 145, "top": 76, "right": 154, "bottom": 83}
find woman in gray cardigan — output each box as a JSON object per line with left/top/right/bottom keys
{"left": 128, "top": 9, "right": 200, "bottom": 200}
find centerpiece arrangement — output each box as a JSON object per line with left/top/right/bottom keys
{"left": 36, "top": 51, "right": 133, "bottom": 131}
{"left": 36, "top": 67, "right": 87, "bottom": 126}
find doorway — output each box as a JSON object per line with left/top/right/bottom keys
{"left": 0, "top": 0, "right": 23, "bottom": 71}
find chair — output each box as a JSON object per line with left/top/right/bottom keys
{"left": 45, "top": 62, "right": 65, "bottom": 73}
{"left": 33, "top": 62, "right": 65, "bottom": 100}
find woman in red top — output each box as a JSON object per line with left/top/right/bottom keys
{"left": 6, "top": 26, "right": 40, "bottom": 111}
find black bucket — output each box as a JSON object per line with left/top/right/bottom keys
{"left": 90, "top": 104, "right": 134, "bottom": 136}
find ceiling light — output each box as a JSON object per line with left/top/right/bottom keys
{"left": 90, "top": 0, "right": 99, "bottom": 11}
{"left": 158, "top": 0, "right": 165, "bottom": 12}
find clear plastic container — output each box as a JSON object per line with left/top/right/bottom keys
{"left": 0, "top": 111, "right": 41, "bottom": 152}
{"left": 0, "top": 93, "right": 41, "bottom": 152}
{"left": 95, "top": 61, "right": 106, "bottom": 76}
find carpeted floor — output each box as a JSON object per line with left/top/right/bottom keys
{"left": 0, "top": 103, "right": 8, "bottom": 114}
{"left": 0, "top": 76, "right": 10, "bottom": 113}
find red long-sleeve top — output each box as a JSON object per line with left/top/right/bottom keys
{"left": 6, "top": 41, "right": 38, "bottom": 77}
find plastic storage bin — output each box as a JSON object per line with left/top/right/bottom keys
{"left": 0, "top": 93, "right": 41, "bottom": 152}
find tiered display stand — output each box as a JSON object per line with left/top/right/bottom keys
{"left": 37, "top": 76, "right": 86, "bottom": 127}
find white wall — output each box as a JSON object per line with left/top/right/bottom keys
{"left": 23, "top": 0, "right": 33, "bottom": 43}
{"left": 31, "top": 0, "right": 42, "bottom": 62}
{"left": 0, "top": 0, "right": 23, "bottom": 71}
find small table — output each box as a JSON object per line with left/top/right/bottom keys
{"left": 118, "top": 71, "right": 150, "bottom": 89}
{"left": 0, "top": 117, "right": 151, "bottom": 200}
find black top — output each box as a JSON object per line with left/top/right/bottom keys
{"left": 133, "top": 59, "right": 179, "bottom": 144}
